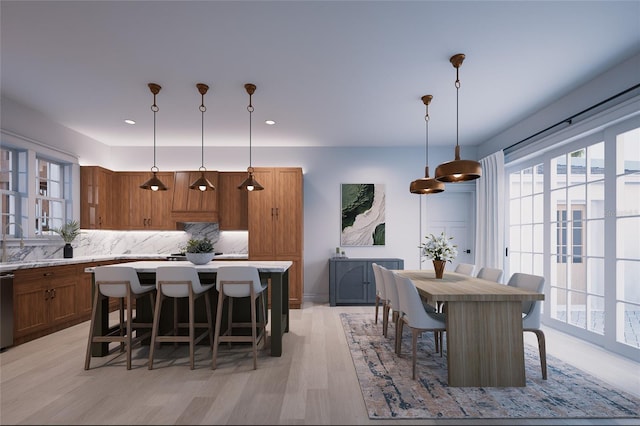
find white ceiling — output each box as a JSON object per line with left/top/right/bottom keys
{"left": 2, "top": 1, "right": 639, "bottom": 150}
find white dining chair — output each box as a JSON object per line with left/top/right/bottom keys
{"left": 371, "top": 263, "right": 387, "bottom": 326}
{"left": 85, "top": 266, "right": 156, "bottom": 370}
{"left": 476, "top": 267, "right": 504, "bottom": 283}
{"left": 212, "top": 265, "right": 268, "bottom": 370}
{"left": 395, "top": 274, "right": 447, "bottom": 380}
{"left": 454, "top": 263, "right": 476, "bottom": 276}
{"left": 148, "top": 266, "right": 214, "bottom": 370}
{"left": 507, "top": 272, "right": 547, "bottom": 380}
{"left": 380, "top": 266, "right": 401, "bottom": 343}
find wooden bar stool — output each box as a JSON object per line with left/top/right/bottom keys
{"left": 212, "top": 266, "right": 267, "bottom": 370}
{"left": 84, "top": 266, "right": 156, "bottom": 370}
{"left": 148, "top": 266, "right": 214, "bottom": 370}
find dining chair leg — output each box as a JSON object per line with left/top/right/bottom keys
{"left": 204, "top": 292, "right": 213, "bottom": 349}
{"left": 396, "top": 318, "right": 404, "bottom": 355}
{"left": 250, "top": 287, "right": 258, "bottom": 370}
{"left": 212, "top": 290, "right": 225, "bottom": 370}
{"left": 119, "top": 298, "right": 125, "bottom": 353}
{"left": 411, "top": 328, "right": 419, "bottom": 380}
{"left": 374, "top": 295, "right": 380, "bottom": 324}
{"left": 439, "top": 331, "right": 444, "bottom": 357}
{"left": 188, "top": 289, "right": 195, "bottom": 370}
{"left": 227, "top": 297, "right": 233, "bottom": 348}
{"left": 125, "top": 291, "right": 133, "bottom": 370}
{"left": 84, "top": 289, "right": 101, "bottom": 370}
{"left": 529, "top": 329, "right": 547, "bottom": 379}
{"left": 382, "top": 303, "right": 389, "bottom": 337}
{"left": 148, "top": 291, "right": 164, "bottom": 370}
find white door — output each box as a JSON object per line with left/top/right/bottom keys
{"left": 421, "top": 190, "right": 475, "bottom": 270}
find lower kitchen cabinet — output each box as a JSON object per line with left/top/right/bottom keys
{"left": 13, "top": 265, "right": 79, "bottom": 344}
{"left": 329, "top": 258, "right": 404, "bottom": 306}
{"left": 13, "top": 258, "right": 160, "bottom": 346}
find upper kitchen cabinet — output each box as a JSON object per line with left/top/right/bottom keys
{"left": 170, "top": 171, "right": 219, "bottom": 223}
{"left": 117, "top": 172, "right": 176, "bottom": 230}
{"left": 218, "top": 172, "right": 248, "bottom": 230}
{"left": 80, "top": 166, "right": 115, "bottom": 229}
{"left": 248, "top": 167, "right": 303, "bottom": 308}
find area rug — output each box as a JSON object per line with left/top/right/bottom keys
{"left": 340, "top": 312, "right": 640, "bottom": 419}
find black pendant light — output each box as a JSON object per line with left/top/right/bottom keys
{"left": 189, "top": 83, "right": 216, "bottom": 191}
{"left": 410, "top": 94, "right": 445, "bottom": 194}
{"left": 140, "top": 83, "right": 169, "bottom": 191}
{"left": 238, "top": 83, "right": 264, "bottom": 191}
{"left": 435, "top": 53, "right": 482, "bottom": 182}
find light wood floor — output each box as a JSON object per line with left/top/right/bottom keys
{"left": 1, "top": 303, "right": 638, "bottom": 425}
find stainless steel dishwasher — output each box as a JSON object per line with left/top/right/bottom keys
{"left": 1, "top": 272, "right": 14, "bottom": 350}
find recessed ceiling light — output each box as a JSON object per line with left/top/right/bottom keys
{"left": 265, "top": 120, "right": 276, "bottom": 125}
{"left": 124, "top": 119, "right": 136, "bottom": 125}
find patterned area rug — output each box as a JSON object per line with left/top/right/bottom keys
{"left": 340, "top": 312, "right": 640, "bottom": 419}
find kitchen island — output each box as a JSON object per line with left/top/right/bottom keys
{"left": 85, "top": 260, "right": 292, "bottom": 357}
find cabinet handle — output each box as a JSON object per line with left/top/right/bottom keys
{"left": 147, "top": 218, "right": 151, "bottom": 226}
{"left": 143, "top": 218, "right": 147, "bottom": 226}
{"left": 51, "top": 288, "right": 56, "bottom": 299}
{"left": 43, "top": 272, "right": 53, "bottom": 277}
{"left": 275, "top": 208, "right": 279, "bottom": 218}
{"left": 44, "top": 289, "right": 50, "bottom": 300}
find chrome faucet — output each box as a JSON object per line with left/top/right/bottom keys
{"left": 1, "top": 222, "right": 25, "bottom": 263}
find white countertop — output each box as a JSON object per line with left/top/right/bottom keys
{"left": 84, "top": 260, "right": 292, "bottom": 273}
{"left": 0, "top": 253, "right": 249, "bottom": 273}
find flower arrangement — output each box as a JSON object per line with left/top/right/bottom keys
{"left": 419, "top": 232, "right": 458, "bottom": 263}
{"left": 52, "top": 219, "right": 81, "bottom": 243}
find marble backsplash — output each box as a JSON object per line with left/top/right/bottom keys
{"left": 2, "top": 223, "right": 248, "bottom": 263}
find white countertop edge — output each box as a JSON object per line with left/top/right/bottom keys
{"left": 0, "top": 253, "right": 250, "bottom": 273}
{"left": 84, "top": 260, "right": 293, "bottom": 273}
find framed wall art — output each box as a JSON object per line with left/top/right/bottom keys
{"left": 341, "top": 183, "right": 385, "bottom": 246}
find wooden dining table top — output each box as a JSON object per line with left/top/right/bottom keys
{"left": 395, "top": 270, "right": 545, "bottom": 303}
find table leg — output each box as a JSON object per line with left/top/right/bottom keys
{"left": 446, "top": 300, "right": 526, "bottom": 387}
{"left": 269, "top": 270, "right": 290, "bottom": 356}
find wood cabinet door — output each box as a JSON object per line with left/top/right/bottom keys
{"left": 118, "top": 172, "right": 175, "bottom": 230}
{"left": 218, "top": 172, "right": 248, "bottom": 230}
{"left": 13, "top": 275, "right": 49, "bottom": 338}
{"left": 80, "top": 166, "right": 115, "bottom": 229}
{"left": 149, "top": 172, "right": 175, "bottom": 229}
{"left": 273, "top": 168, "right": 303, "bottom": 256}
{"left": 48, "top": 268, "right": 78, "bottom": 325}
{"left": 248, "top": 169, "right": 276, "bottom": 256}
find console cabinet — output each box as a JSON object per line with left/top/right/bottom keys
{"left": 329, "top": 258, "right": 404, "bottom": 306}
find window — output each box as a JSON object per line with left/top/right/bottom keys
{"left": 0, "top": 147, "right": 27, "bottom": 235}
{"left": 508, "top": 121, "right": 640, "bottom": 359}
{"left": 550, "top": 143, "right": 603, "bottom": 332}
{"left": 615, "top": 127, "right": 640, "bottom": 348}
{"left": 35, "top": 157, "right": 71, "bottom": 235}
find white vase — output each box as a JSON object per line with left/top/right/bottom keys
{"left": 185, "top": 252, "right": 215, "bottom": 265}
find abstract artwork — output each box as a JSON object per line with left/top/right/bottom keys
{"left": 341, "top": 183, "right": 385, "bottom": 246}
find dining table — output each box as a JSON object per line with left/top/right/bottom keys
{"left": 85, "top": 260, "right": 292, "bottom": 357}
{"left": 395, "top": 270, "right": 544, "bottom": 387}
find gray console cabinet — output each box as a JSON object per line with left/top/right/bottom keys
{"left": 329, "top": 258, "right": 404, "bottom": 306}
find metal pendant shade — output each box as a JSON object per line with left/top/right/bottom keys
{"left": 435, "top": 53, "right": 482, "bottom": 183}
{"left": 140, "top": 83, "right": 169, "bottom": 191}
{"left": 410, "top": 94, "right": 445, "bottom": 194}
{"left": 189, "top": 83, "right": 216, "bottom": 191}
{"left": 238, "top": 83, "right": 264, "bottom": 191}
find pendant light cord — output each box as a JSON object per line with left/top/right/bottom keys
{"left": 248, "top": 93, "right": 254, "bottom": 168}
{"left": 151, "top": 92, "right": 159, "bottom": 171}
{"left": 455, "top": 66, "right": 460, "bottom": 149}
{"left": 200, "top": 94, "right": 206, "bottom": 169}
{"left": 424, "top": 105, "right": 430, "bottom": 166}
